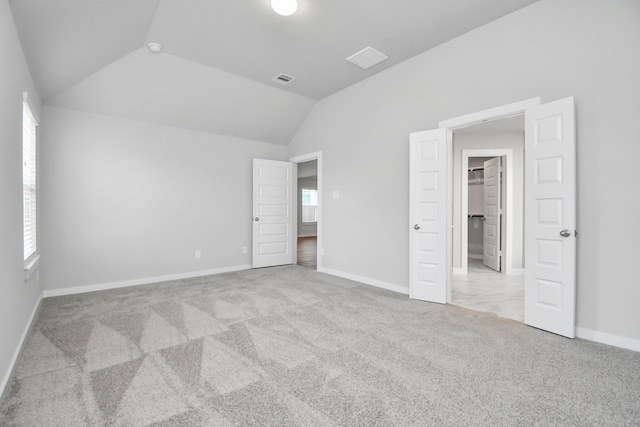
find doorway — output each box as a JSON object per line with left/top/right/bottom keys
{"left": 296, "top": 159, "right": 318, "bottom": 269}
{"left": 450, "top": 116, "right": 525, "bottom": 322}
{"left": 409, "top": 97, "right": 577, "bottom": 338}
{"left": 289, "top": 152, "right": 323, "bottom": 271}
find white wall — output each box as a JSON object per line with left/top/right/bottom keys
{"left": 452, "top": 132, "right": 524, "bottom": 271}
{"left": 0, "top": 0, "right": 43, "bottom": 393}
{"left": 288, "top": 0, "right": 640, "bottom": 341}
{"left": 41, "top": 107, "right": 288, "bottom": 291}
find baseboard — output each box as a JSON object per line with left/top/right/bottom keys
{"left": 319, "top": 267, "right": 409, "bottom": 295}
{"left": 42, "top": 264, "right": 253, "bottom": 298}
{"left": 452, "top": 268, "right": 466, "bottom": 275}
{"left": 576, "top": 327, "right": 640, "bottom": 353}
{"left": 297, "top": 234, "right": 317, "bottom": 238}
{"left": 506, "top": 268, "right": 525, "bottom": 276}
{"left": 1, "top": 293, "right": 43, "bottom": 402}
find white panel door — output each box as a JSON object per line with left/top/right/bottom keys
{"left": 252, "top": 159, "right": 293, "bottom": 268}
{"left": 409, "top": 129, "right": 448, "bottom": 303}
{"left": 524, "top": 97, "right": 576, "bottom": 338}
{"left": 483, "top": 157, "right": 501, "bottom": 271}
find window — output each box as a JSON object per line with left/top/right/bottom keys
{"left": 301, "top": 188, "right": 318, "bottom": 223}
{"left": 23, "top": 94, "right": 38, "bottom": 263}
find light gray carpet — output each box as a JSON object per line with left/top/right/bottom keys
{"left": 1, "top": 265, "right": 639, "bottom": 426}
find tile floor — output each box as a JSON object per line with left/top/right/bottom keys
{"left": 451, "top": 258, "right": 524, "bottom": 322}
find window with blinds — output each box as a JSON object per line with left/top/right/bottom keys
{"left": 301, "top": 188, "right": 318, "bottom": 223}
{"left": 23, "top": 97, "right": 37, "bottom": 262}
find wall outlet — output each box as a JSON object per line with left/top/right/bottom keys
{"left": 195, "top": 250, "right": 201, "bottom": 259}
{"left": 242, "top": 246, "right": 248, "bottom": 254}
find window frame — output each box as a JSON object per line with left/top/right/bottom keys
{"left": 23, "top": 92, "right": 39, "bottom": 278}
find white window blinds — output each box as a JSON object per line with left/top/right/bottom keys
{"left": 23, "top": 97, "right": 37, "bottom": 261}
{"left": 301, "top": 188, "right": 318, "bottom": 223}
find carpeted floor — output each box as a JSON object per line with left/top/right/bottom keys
{"left": 1, "top": 265, "right": 639, "bottom": 426}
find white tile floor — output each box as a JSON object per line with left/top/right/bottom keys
{"left": 451, "top": 258, "right": 524, "bottom": 322}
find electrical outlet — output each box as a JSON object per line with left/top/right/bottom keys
{"left": 195, "top": 250, "right": 201, "bottom": 259}
{"left": 242, "top": 246, "right": 248, "bottom": 254}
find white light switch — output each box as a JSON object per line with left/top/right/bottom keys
{"left": 195, "top": 250, "right": 201, "bottom": 259}
{"left": 332, "top": 190, "right": 339, "bottom": 199}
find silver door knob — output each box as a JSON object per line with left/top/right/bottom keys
{"left": 414, "top": 224, "right": 420, "bottom": 230}
{"left": 559, "top": 229, "right": 571, "bottom": 237}
{"left": 254, "top": 217, "right": 260, "bottom": 222}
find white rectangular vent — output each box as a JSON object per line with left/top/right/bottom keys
{"left": 346, "top": 46, "right": 388, "bottom": 70}
{"left": 272, "top": 73, "right": 296, "bottom": 85}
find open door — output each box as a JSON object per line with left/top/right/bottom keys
{"left": 409, "top": 129, "right": 448, "bottom": 303}
{"left": 524, "top": 97, "right": 576, "bottom": 338}
{"left": 483, "top": 157, "right": 502, "bottom": 271}
{"left": 252, "top": 159, "right": 294, "bottom": 268}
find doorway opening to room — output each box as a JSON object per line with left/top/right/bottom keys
{"left": 289, "top": 151, "right": 323, "bottom": 271}
{"left": 409, "top": 96, "right": 576, "bottom": 337}
{"left": 450, "top": 116, "right": 525, "bottom": 322}
{"left": 296, "top": 159, "right": 318, "bottom": 269}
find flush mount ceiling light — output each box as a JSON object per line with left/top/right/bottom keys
{"left": 147, "top": 42, "right": 163, "bottom": 53}
{"left": 271, "top": 0, "right": 297, "bottom": 16}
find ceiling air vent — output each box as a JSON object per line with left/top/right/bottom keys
{"left": 272, "top": 73, "right": 296, "bottom": 85}
{"left": 346, "top": 46, "right": 388, "bottom": 70}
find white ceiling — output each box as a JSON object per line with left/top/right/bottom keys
{"left": 9, "top": 0, "right": 539, "bottom": 145}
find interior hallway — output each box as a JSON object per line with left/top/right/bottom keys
{"left": 451, "top": 258, "right": 524, "bottom": 322}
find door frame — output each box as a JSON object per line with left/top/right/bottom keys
{"left": 289, "top": 151, "right": 323, "bottom": 270}
{"left": 459, "top": 149, "right": 514, "bottom": 275}
{"left": 439, "top": 98, "right": 541, "bottom": 303}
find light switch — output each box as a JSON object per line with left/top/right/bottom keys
{"left": 332, "top": 190, "right": 339, "bottom": 199}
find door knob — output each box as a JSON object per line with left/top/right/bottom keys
{"left": 254, "top": 217, "right": 260, "bottom": 222}
{"left": 414, "top": 224, "right": 421, "bottom": 230}
{"left": 559, "top": 229, "right": 571, "bottom": 238}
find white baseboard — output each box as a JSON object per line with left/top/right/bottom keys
{"left": 319, "top": 267, "right": 409, "bottom": 295}
{"left": 1, "top": 294, "right": 43, "bottom": 400}
{"left": 506, "top": 268, "right": 525, "bottom": 276}
{"left": 576, "top": 327, "right": 640, "bottom": 353}
{"left": 42, "top": 264, "right": 253, "bottom": 298}
{"left": 452, "top": 268, "right": 467, "bottom": 275}
{"left": 297, "top": 233, "right": 317, "bottom": 238}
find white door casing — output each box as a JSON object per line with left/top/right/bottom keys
{"left": 409, "top": 129, "right": 448, "bottom": 303}
{"left": 524, "top": 97, "right": 576, "bottom": 338}
{"left": 252, "top": 159, "right": 293, "bottom": 268}
{"left": 483, "top": 157, "right": 502, "bottom": 271}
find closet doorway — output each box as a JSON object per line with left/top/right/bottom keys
{"left": 450, "top": 116, "right": 525, "bottom": 322}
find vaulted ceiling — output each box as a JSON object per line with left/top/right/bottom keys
{"left": 9, "top": 0, "right": 539, "bottom": 145}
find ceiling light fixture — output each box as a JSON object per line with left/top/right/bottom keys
{"left": 271, "top": 0, "right": 297, "bottom": 16}
{"left": 147, "top": 42, "right": 163, "bottom": 53}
